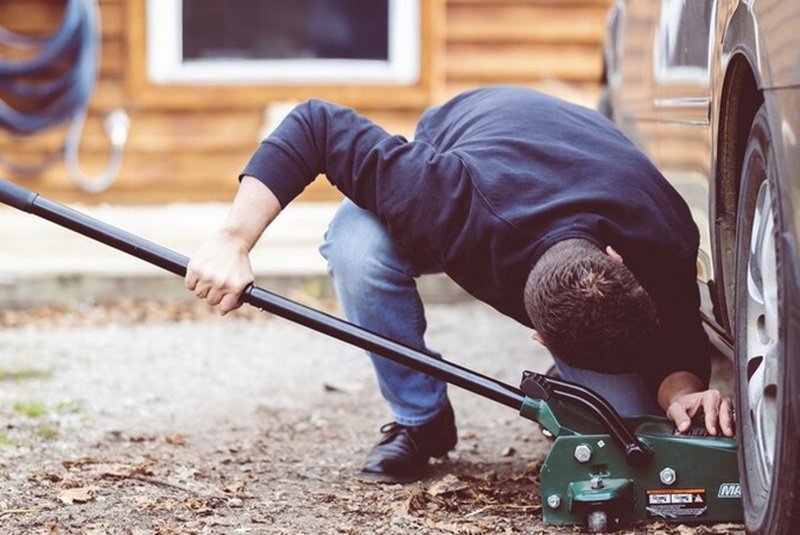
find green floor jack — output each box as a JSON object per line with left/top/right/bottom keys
{"left": 0, "top": 178, "right": 743, "bottom": 532}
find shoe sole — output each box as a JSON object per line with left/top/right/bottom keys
{"left": 356, "top": 466, "right": 429, "bottom": 484}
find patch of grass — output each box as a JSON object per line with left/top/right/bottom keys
{"left": 0, "top": 367, "right": 52, "bottom": 382}
{"left": 0, "top": 431, "right": 17, "bottom": 447}
{"left": 13, "top": 401, "right": 47, "bottom": 418}
{"left": 35, "top": 425, "right": 60, "bottom": 440}
{"left": 54, "top": 400, "right": 83, "bottom": 414}
{"left": 302, "top": 279, "right": 326, "bottom": 299}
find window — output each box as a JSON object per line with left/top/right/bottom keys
{"left": 146, "top": 0, "right": 420, "bottom": 85}
{"left": 654, "top": 0, "right": 714, "bottom": 83}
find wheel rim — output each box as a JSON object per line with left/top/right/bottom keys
{"left": 744, "top": 179, "right": 779, "bottom": 492}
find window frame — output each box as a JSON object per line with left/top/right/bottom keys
{"left": 147, "top": 0, "right": 419, "bottom": 86}
{"left": 125, "top": 0, "right": 442, "bottom": 109}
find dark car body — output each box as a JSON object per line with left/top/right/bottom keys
{"left": 602, "top": 1, "right": 800, "bottom": 532}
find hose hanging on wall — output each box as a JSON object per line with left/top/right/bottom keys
{"left": 0, "top": 0, "right": 129, "bottom": 193}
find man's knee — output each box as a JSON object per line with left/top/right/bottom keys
{"left": 322, "top": 213, "right": 397, "bottom": 283}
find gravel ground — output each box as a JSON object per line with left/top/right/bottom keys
{"left": 0, "top": 298, "right": 743, "bottom": 534}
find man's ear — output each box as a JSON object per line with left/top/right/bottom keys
{"left": 605, "top": 245, "right": 624, "bottom": 264}
{"left": 532, "top": 331, "right": 548, "bottom": 347}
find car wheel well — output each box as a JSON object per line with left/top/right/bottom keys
{"left": 713, "top": 55, "right": 763, "bottom": 334}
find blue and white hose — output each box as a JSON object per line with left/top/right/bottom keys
{"left": 0, "top": 0, "right": 129, "bottom": 192}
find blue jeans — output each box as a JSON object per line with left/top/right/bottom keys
{"left": 320, "top": 200, "right": 661, "bottom": 426}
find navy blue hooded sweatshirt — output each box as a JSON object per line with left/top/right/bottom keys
{"left": 241, "top": 86, "right": 711, "bottom": 397}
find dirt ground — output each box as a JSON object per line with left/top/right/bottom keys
{"left": 0, "top": 297, "right": 744, "bottom": 535}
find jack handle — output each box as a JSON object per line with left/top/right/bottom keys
{"left": 521, "top": 371, "right": 652, "bottom": 467}
{"left": 0, "top": 178, "right": 528, "bottom": 413}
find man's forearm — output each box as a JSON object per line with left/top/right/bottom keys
{"left": 657, "top": 370, "right": 705, "bottom": 411}
{"left": 218, "top": 175, "right": 282, "bottom": 251}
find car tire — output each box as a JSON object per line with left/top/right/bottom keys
{"left": 734, "top": 103, "right": 800, "bottom": 534}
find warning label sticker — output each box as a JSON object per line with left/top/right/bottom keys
{"left": 646, "top": 489, "right": 708, "bottom": 519}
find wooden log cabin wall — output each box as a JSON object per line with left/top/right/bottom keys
{"left": 0, "top": 0, "right": 612, "bottom": 204}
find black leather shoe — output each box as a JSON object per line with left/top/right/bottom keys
{"left": 359, "top": 402, "right": 458, "bottom": 483}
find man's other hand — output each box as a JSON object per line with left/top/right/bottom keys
{"left": 658, "top": 370, "right": 735, "bottom": 437}
{"left": 666, "top": 388, "right": 735, "bottom": 437}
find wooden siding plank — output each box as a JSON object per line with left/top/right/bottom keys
{"left": 99, "top": 38, "right": 125, "bottom": 77}
{"left": 447, "top": 4, "right": 608, "bottom": 44}
{"left": 446, "top": 42, "right": 603, "bottom": 83}
{"left": 0, "top": 111, "right": 264, "bottom": 154}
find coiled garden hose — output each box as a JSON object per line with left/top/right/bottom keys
{"left": 0, "top": 0, "right": 129, "bottom": 192}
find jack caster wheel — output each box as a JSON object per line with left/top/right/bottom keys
{"left": 586, "top": 509, "right": 608, "bottom": 533}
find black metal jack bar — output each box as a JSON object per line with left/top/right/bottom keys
{"left": 0, "top": 178, "right": 527, "bottom": 411}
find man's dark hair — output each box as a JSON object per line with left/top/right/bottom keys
{"left": 524, "top": 239, "right": 659, "bottom": 373}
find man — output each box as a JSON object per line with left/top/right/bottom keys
{"left": 185, "top": 86, "right": 734, "bottom": 483}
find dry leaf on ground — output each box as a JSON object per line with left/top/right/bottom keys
{"left": 58, "top": 485, "right": 100, "bottom": 505}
